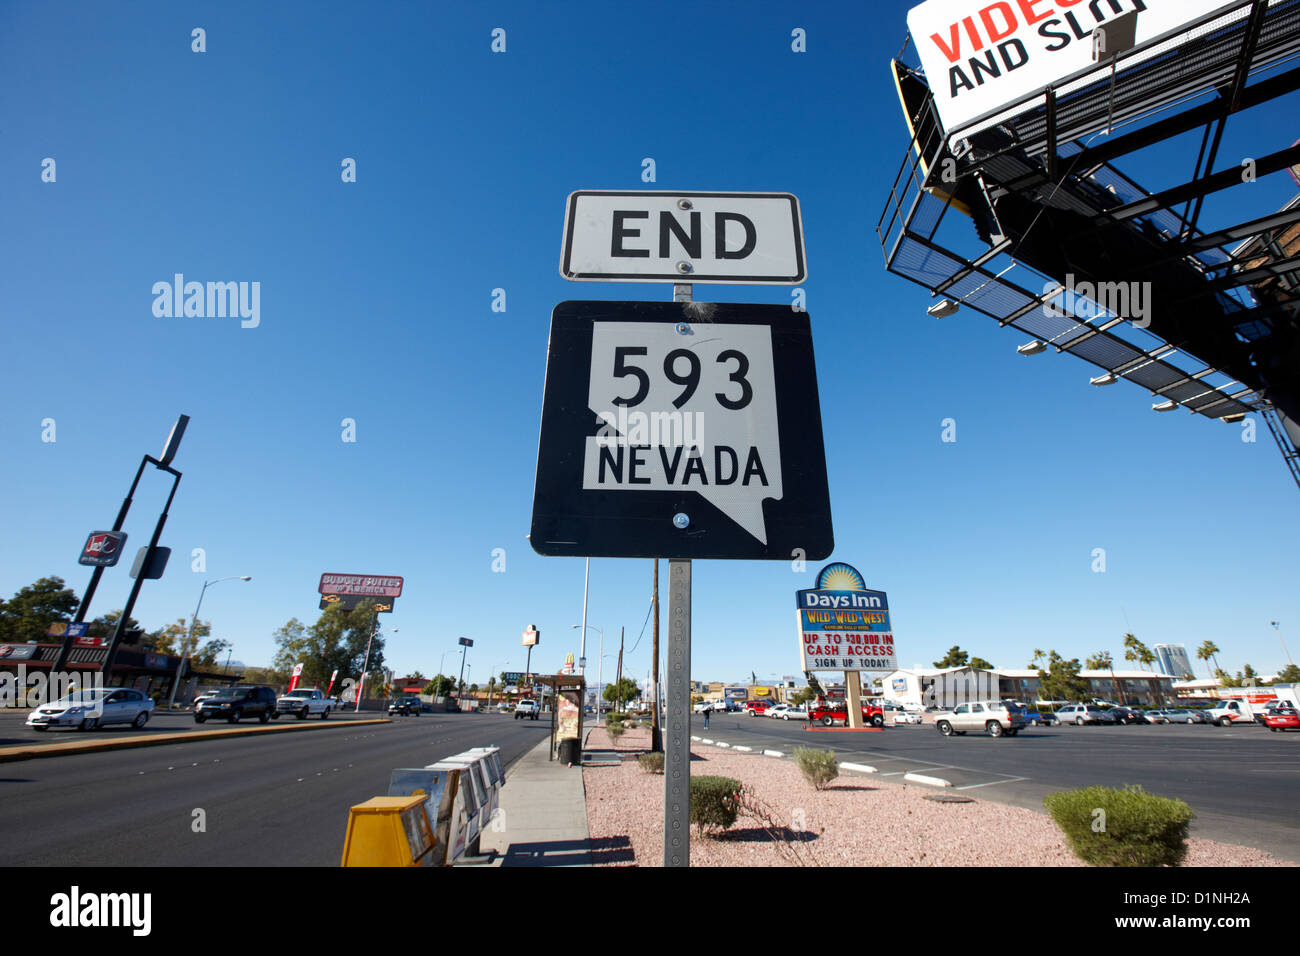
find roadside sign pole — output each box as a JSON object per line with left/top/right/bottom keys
{"left": 664, "top": 279, "right": 694, "bottom": 869}
{"left": 664, "top": 557, "right": 692, "bottom": 867}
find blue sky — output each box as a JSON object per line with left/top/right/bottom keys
{"left": 2, "top": 0, "right": 1297, "bottom": 689}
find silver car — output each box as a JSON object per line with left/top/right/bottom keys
{"left": 1056, "top": 703, "right": 1116, "bottom": 725}
{"left": 934, "top": 700, "right": 1026, "bottom": 737}
{"left": 27, "top": 687, "right": 154, "bottom": 731}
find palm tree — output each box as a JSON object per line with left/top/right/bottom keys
{"left": 1029, "top": 648, "right": 1045, "bottom": 669}
{"left": 1197, "top": 640, "right": 1222, "bottom": 680}
{"left": 1087, "top": 651, "right": 1126, "bottom": 706}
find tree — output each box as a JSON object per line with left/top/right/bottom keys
{"left": 271, "top": 600, "right": 387, "bottom": 693}
{"left": 1037, "top": 651, "right": 1089, "bottom": 701}
{"left": 409, "top": 669, "right": 426, "bottom": 681}
{"left": 1086, "top": 651, "right": 1126, "bottom": 705}
{"left": 1196, "top": 640, "right": 1222, "bottom": 681}
{"left": 424, "top": 674, "right": 455, "bottom": 696}
{"left": 1123, "top": 633, "right": 1154, "bottom": 673}
{"left": 87, "top": 609, "right": 142, "bottom": 641}
{"left": 148, "top": 617, "right": 211, "bottom": 655}
{"left": 932, "top": 646, "right": 969, "bottom": 668}
{"left": 790, "top": 686, "right": 818, "bottom": 706}
{"left": 1275, "top": 664, "right": 1300, "bottom": 683}
{"left": 969, "top": 656, "right": 994, "bottom": 670}
{"left": 0, "top": 576, "right": 80, "bottom": 643}
{"left": 602, "top": 677, "right": 640, "bottom": 709}
{"left": 469, "top": 683, "right": 479, "bottom": 693}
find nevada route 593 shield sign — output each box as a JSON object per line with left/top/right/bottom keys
{"left": 529, "top": 300, "right": 832, "bottom": 560}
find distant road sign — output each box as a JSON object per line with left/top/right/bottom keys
{"left": 79, "top": 531, "right": 127, "bottom": 567}
{"left": 561, "top": 191, "right": 805, "bottom": 284}
{"left": 530, "top": 300, "right": 832, "bottom": 560}
{"left": 458, "top": 637, "right": 474, "bottom": 647}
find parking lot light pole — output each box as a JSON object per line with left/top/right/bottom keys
{"left": 167, "top": 575, "right": 251, "bottom": 710}
{"left": 1271, "top": 621, "right": 1294, "bottom": 668}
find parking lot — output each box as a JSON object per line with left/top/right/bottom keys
{"left": 693, "top": 712, "right": 1300, "bottom": 862}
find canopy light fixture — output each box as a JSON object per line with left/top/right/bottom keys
{"left": 1017, "top": 340, "right": 1048, "bottom": 355}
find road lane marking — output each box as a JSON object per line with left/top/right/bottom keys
{"left": 955, "top": 776, "right": 1029, "bottom": 790}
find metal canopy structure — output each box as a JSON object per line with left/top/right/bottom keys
{"left": 879, "top": 0, "right": 1300, "bottom": 489}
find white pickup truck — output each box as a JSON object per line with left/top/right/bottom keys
{"left": 275, "top": 688, "right": 333, "bottom": 719}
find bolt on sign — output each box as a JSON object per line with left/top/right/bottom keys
{"left": 530, "top": 301, "right": 832, "bottom": 560}
{"left": 796, "top": 563, "right": 898, "bottom": 672}
{"left": 560, "top": 191, "right": 806, "bottom": 284}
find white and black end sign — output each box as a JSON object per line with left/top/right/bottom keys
{"left": 560, "top": 191, "right": 806, "bottom": 284}
{"left": 530, "top": 301, "right": 832, "bottom": 560}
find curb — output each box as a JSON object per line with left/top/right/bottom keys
{"left": 841, "top": 762, "right": 878, "bottom": 773}
{"left": 903, "top": 772, "right": 953, "bottom": 787}
{"left": 0, "top": 718, "right": 393, "bottom": 764}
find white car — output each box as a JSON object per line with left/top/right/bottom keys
{"left": 766, "top": 704, "right": 809, "bottom": 720}
{"left": 27, "top": 688, "right": 154, "bottom": 731}
{"left": 891, "top": 710, "right": 923, "bottom": 724}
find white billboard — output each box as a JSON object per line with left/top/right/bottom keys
{"left": 907, "top": 0, "right": 1246, "bottom": 137}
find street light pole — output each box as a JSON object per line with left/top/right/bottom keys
{"left": 573, "top": 624, "right": 603, "bottom": 711}
{"left": 1271, "top": 621, "right": 1294, "bottom": 668}
{"left": 579, "top": 558, "right": 590, "bottom": 674}
{"left": 167, "top": 575, "right": 251, "bottom": 709}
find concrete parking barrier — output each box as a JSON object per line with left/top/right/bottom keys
{"left": 903, "top": 772, "right": 953, "bottom": 787}
{"left": 841, "top": 762, "right": 878, "bottom": 773}
{"left": 761, "top": 749, "right": 784, "bottom": 757}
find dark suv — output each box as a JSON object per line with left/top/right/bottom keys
{"left": 388, "top": 697, "right": 422, "bottom": 716}
{"left": 195, "top": 685, "right": 277, "bottom": 724}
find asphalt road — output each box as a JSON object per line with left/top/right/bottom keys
{"left": 692, "top": 713, "right": 1300, "bottom": 862}
{"left": 0, "top": 712, "right": 549, "bottom": 866}
{"left": 0, "top": 708, "right": 379, "bottom": 746}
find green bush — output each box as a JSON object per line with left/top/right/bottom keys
{"left": 690, "top": 776, "right": 741, "bottom": 835}
{"left": 606, "top": 720, "right": 625, "bottom": 740}
{"left": 1043, "top": 785, "right": 1194, "bottom": 867}
{"left": 624, "top": 719, "right": 638, "bottom": 730}
{"left": 792, "top": 746, "right": 839, "bottom": 790}
{"left": 606, "top": 712, "right": 628, "bottom": 725}
{"left": 638, "top": 752, "right": 665, "bottom": 774}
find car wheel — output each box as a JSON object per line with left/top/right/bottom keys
{"left": 33, "top": 726, "right": 48, "bottom": 732}
{"left": 987, "top": 721, "right": 1004, "bottom": 738}
{"left": 1219, "top": 717, "right": 1231, "bottom": 727}
{"left": 80, "top": 717, "right": 98, "bottom": 731}
{"left": 195, "top": 714, "right": 207, "bottom": 724}
{"left": 783, "top": 714, "right": 790, "bottom": 720}
{"left": 937, "top": 720, "right": 953, "bottom": 736}
{"left": 133, "top": 711, "right": 149, "bottom": 729}
{"left": 228, "top": 709, "right": 241, "bottom": 724}
{"left": 1270, "top": 727, "right": 1278, "bottom": 732}
{"left": 822, "top": 715, "right": 835, "bottom": 727}
{"left": 321, "top": 708, "right": 330, "bottom": 719}
{"left": 1076, "top": 717, "right": 1085, "bottom": 726}
{"left": 269, "top": 712, "right": 279, "bottom": 720}
{"left": 259, "top": 711, "right": 270, "bottom": 723}
{"left": 871, "top": 714, "right": 884, "bottom": 728}
{"left": 296, "top": 708, "right": 307, "bottom": 720}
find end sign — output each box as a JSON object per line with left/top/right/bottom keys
{"left": 561, "top": 191, "right": 806, "bottom": 284}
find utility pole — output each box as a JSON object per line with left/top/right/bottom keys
{"left": 614, "top": 627, "right": 625, "bottom": 712}
{"left": 651, "top": 559, "right": 661, "bottom": 751}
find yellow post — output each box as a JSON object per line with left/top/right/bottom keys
{"left": 340, "top": 795, "right": 437, "bottom": 867}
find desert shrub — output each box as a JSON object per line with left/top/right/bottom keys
{"left": 792, "top": 746, "right": 839, "bottom": 790}
{"left": 1043, "top": 785, "right": 1194, "bottom": 867}
{"left": 606, "top": 712, "right": 628, "bottom": 725}
{"left": 690, "top": 776, "right": 741, "bottom": 835}
{"left": 606, "top": 721, "right": 625, "bottom": 741}
{"left": 624, "top": 719, "right": 638, "bottom": 730}
{"left": 638, "top": 752, "right": 665, "bottom": 774}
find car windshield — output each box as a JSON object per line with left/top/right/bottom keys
{"left": 285, "top": 691, "right": 311, "bottom": 698}
{"left": 55, "top": 689, "right": 111, "bottom": 704}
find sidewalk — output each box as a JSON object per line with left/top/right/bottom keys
{"left": 477, "top": 735, "right": 591, "bottom": 867}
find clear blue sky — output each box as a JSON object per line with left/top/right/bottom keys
{"left": 2, "top": 0, "right": 1297, "bottom": 688}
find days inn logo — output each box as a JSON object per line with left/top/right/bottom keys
{"left": 798, "top": 563, "right": 886, "bottom": 610}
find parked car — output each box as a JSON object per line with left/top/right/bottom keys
{"left": 27, "top": 687, "right": 154, "bottom": 732}
{"left": 693, "top": 701, "right": 718, "bottom": 713}
{"left": 514, "top": 699, "right": 540, "bottom": 720}
{"left": 1022, "top": 707, "right": 1057, "bottom": 726}
{"left": 891, "top": 710, "right": 923, "bottom": 725}
{"left": 195, "top": 685, "right": 277, "bottom": 723}
{"left": 1108, "top": 706, "right": 1149, "bottom": 725}
{"left": 1151, "top": 709, "right": 1199, "bottom": 724}
{"left": 934, "top": 700, "right": 1026, "bottom": 738}
{"left": 1056, "top": 703, "right": 1116, "bottom": 726}
{"left": 744, "top": 700, "right": 774, "bottom": 716}
{"left": 387, "top": 696, "right": 422, "bottom": 716}
{"left": 766, "top": 704, "right": 808, "bottom": 720}
{"left": 1263, "top": 706, "right": 1300, "bottom": 731}
{"left": 276, "top": 687, "right": 334, "bottom": 719}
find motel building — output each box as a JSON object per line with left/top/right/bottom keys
{"left": 881, "top": 666, "right": 1178, "bottom": 709}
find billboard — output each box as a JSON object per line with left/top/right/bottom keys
{"left": 907, "top": 0, "right": 1243, "bottom": 136}
{"left": 79, "top": 531, "right": 128, "bottom": 567}
{"left": 796, "top": 563, "right": 898, "bottom": 672}
{"left": 319, "top": 595, "right": 394, "bottom": 613}
{"left": 522, "top": 625, "right": 540, "bottom": 647}
{"left": 318, "top": 574, "right": 403, "bottom": 598}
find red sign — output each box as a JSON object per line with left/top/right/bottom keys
{"left": 318, "top": 574, "right": 404, "bottom": 598}
{"left": 288, "top": 663, "right": 304, "bottom": 692}
{"left": 79, "top": 531, "right": 128, "bottom": 567}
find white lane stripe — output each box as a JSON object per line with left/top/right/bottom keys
{"left": 955, "top": 776, "right": 1029, "bottom": 790}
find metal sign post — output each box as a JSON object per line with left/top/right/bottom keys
{"left": 664, "top": 557, "right": 692, "bottom": 867}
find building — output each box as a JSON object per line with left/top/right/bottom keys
{"left": 1153, "top": 644, "right": 1196, "bottom": 680}
{"left": 881, "top": 666, "right": 1178, "bottom": 709}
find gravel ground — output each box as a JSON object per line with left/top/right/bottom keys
{"left": 581, "top": 730, "right": 1285, "bottom": 867}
